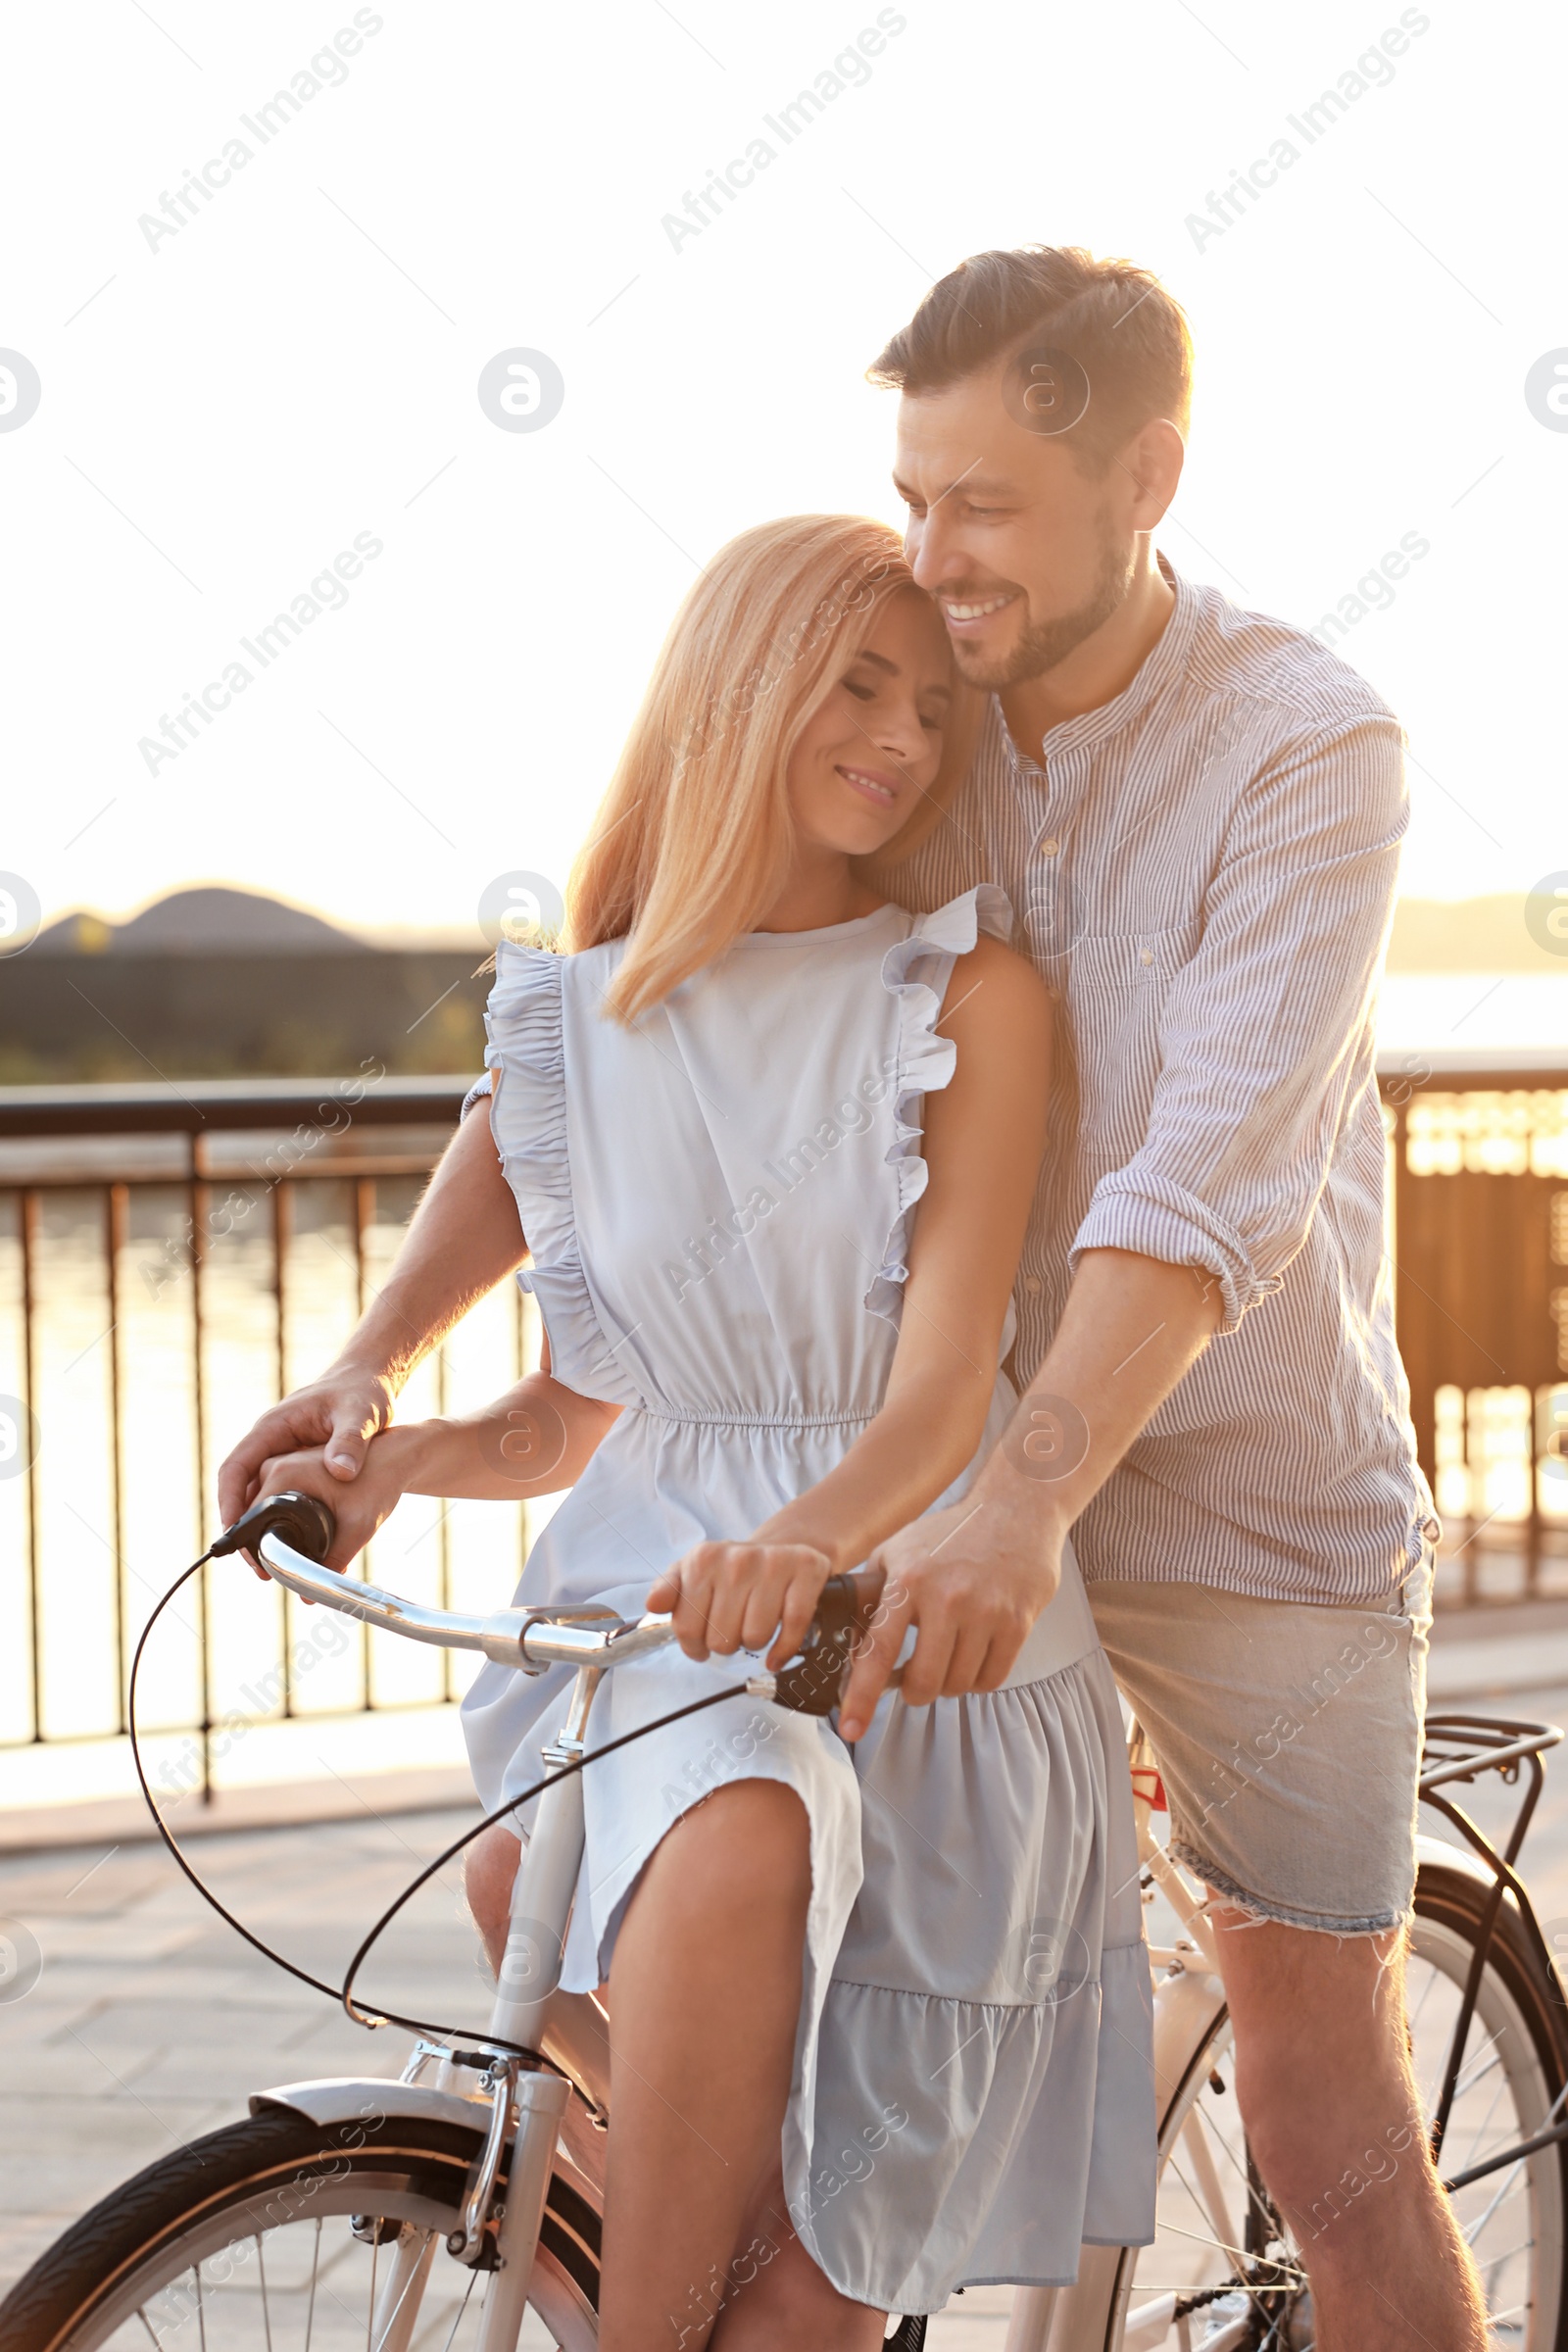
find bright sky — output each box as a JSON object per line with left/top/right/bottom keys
{"left": 3, "top": 0, "right": 1562, "bottom": 944}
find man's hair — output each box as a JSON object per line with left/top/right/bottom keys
{"left": 867, "top": 245, "right": 1194, "bottom": 473}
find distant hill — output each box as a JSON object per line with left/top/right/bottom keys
{"left": 1388, "top": 896, "right": 1559, "bottom": 972}
{"left": 16, "top": 884, "right": 1558, "bottom": 974}
{"left": 30, "top": 885, "right": 363, "bottom": 956}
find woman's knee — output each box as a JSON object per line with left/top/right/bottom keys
{"left": 465, "top": 1823, "right": 521, "bottom": 1951}
{"left": 663, "top": 1778, "right": 810, "bottom": 1907}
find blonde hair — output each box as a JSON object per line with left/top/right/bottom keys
{"left": 567, "top": 514, "right": 976, "bottom": 1022}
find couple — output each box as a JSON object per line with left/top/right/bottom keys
{"left": 223, "top": 244, "right": 1475, "bottom": 2347}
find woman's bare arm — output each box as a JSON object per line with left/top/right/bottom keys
{"left": 217, "top": 1097, "right": 527, "bottom": 1522}
{"left": 649, "top": 932, "right": 1053, "bottom": 1693}
{"left": 247, "top": 1370, "right": 622, "bottom": 1573}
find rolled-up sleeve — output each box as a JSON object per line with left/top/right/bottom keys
{"left": 1069, "top": 709, "right": 1406, "bottom": 1333}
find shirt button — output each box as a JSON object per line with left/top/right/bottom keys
{"left": 1040, "top": 837, "right": 1060, "bottom": 857}
{"left": 1140, "top": 948, "right": 1154, "bottom": 965}
{"left": 1022, "top": 1274, "right": 1043, "bottom": 1296}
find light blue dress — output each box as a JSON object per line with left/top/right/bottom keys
{"left": 462, "top": 886, "right": 1155, "bottom": 2310}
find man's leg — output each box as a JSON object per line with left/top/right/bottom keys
{"left": 1088, "top": 1565, "right": 1487, "bottom": 2342}
{"left": 1211, "top": 1906, "right": 1485, "bottom": 2347}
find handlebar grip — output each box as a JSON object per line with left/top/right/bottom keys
{"left": 211, "top": 1489, "right": 338, "bottom": 1565}
{"left": 770, "top": 1566, "right": 886, "bottom": 1717}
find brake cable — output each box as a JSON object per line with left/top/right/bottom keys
{"left": 129, "top": 1550, "right": 753, "bottom": 2057}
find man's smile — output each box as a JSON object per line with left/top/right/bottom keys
{"left": 939, "top": 589, "right": 1021, "bottom": 631}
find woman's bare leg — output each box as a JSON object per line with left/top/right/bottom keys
{"left": 464, "top": 1821, "right": 521, "bottom": 1974}
{"left": 465, "top": 1792, "right": 881, "bottom": 2349}
{"left": 710, "top": 2170, "right": 887, "bottom": 2350}
{"left": 597, "top": 1780, "right": 871, "bottom": 2352}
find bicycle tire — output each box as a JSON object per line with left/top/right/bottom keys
{"left": 1098, "top": 1852, "right": 1568, "bottom": 2349}
{"left": 0, "top": 2100, "right": 601, "bottom": 2352}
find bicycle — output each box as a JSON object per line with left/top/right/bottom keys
{"left": 4, "top": 1497, "right": 1567, "bottom": 2350}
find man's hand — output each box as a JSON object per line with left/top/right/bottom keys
{"left": 244, "top": 1434, "right": 415, "bottom": 1582}
{"left": 218, "top": 1366, "right": 397, "bottom": 1527}
{"left": 837, "top": 1483, "right": 1062, "bottom": 1740}
{"left": 649, "top": 1542, "right": 836, "bottom": 1669}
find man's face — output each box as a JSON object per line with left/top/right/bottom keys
{"left": 893, "top": 368, "right": 1137, "bottom": 692}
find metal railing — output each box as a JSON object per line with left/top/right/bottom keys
{"left": 2, "top": 1054, "right": 1566, "bottom": 1816}
{"left": 0, "top": 1076, "right": 533, "bottom": 1807}
{"left": 1383, "top": 1051, "right": 1568, "bottom": 1607}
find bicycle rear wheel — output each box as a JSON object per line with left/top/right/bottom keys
{"left": 1103, "top": 1854, "right": 1568, "bottom": 2348}
{"left": 0, "top": 2102, "right": 601, "bottom": 2351}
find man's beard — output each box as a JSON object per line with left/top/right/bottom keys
{"left": 948, "top": 522, "right": 1136, "bottom": 691}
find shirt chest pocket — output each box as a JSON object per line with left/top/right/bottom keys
{"left": 1066, "top": 919, "right": 1202, "bottom": 1002}
{"left": 1061, "top": 921, "right": 1203, "bottom": 1148}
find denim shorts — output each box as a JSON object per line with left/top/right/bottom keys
{"left": 1088, "top": 1546, "right": 1434, "bottom": 1936}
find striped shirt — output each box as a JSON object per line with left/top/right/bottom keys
{"left": 893, "top": 557, "right": 1438, "bottom": 1607}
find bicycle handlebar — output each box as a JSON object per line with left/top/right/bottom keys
{"left": 255, "top": 1529, "right": 685, "bottom": 1669}
{"left": 237, "top": 1490, "right": 886, "bottom": 1712}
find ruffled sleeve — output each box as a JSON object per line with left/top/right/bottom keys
{"left": 864, "top": 885, "right": 1015, "bottom": 1326}
{"left": 484, "top": 943, "right": 638, "bottom": 1401}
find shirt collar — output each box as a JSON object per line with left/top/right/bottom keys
{"left": 995, "top": 551, "right": 1198, "bottom": 770}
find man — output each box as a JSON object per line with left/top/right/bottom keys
{"left": 221, "top": 246, "right": 1474, "bottom": 2342}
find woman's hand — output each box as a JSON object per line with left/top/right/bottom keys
{"left": 244, "top": 1430, "right": 420, "bottom": 1581}
{"left": 836, "top": 1485, "right": 1062, "bottom": 1740}
{"left": 648, "top": 1541, "right": 836, "bottom": 1669}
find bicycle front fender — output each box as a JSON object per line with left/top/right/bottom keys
{"left": 250, "top": 2070, "right": 569, "bottom": 2141}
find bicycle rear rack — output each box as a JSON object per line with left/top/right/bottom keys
{"left": 1418, "top": 1713, "right": 1565, "bottom": 2177}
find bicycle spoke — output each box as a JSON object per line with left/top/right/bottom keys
{"left": 1173, "top": 2128, "right": 1237, "bottom": 2267}
{"left": 1154, "top": 2215, "right": 1279, "bottom": 2274}
{"left": 367, "top": 2230, "right": 381, "bottom": 2352}
{"left": 305, "top": 2217, "right": 320, "bottom": 2352}
{"left": 134, "top": 2310, "right": 161, "bottom": 2350}
{"left": 373, "top": 2232, "right": 435, "bottom": 2352}
{"left": 1452, "top": 2027, "right": 1506, "bottom": 2103}
{"left": 1189, "top": 2086, "right": 1276, "bottom": 2230}
{"left": 195, "top": 2263, "right": 208, "bottom": 2352}
{"left": 258, "top": 2231, "right": 274, "bottom": 2352}
{"left": 434, "top": 2271, "right": 478, "bottom": 2352}
{"left": 1466, "top": 2064, "right": 1513, "bottom": 2155}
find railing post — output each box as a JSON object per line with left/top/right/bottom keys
{"left": 107, "top": 1184, "right": 128, "bottom": 1733}
{"left": 354, "top": 1175, "right": 374, "bottom": 1711}
{"left": 189, "top": 1155, "right": 213, "bottom": 1805}
{"left": 21, "top": 1190, "right": 40, "bottom": 1750}
{"left": 273, "top": 1180, "right": 293, "bottom": 1719}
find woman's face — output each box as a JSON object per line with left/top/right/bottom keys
{"left": 785, "top": 588, "right": 954, "bottom": 858}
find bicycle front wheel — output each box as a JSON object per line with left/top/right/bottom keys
{"left": 1103, "top": 1854, "right": 1568, "bottom": 2349}
{"left": 0, "top": 2101, "right": 601, "bottom": 2352}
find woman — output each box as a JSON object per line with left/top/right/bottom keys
{"left": 254, "top": 514, "right": 1153, "bottom": 2348}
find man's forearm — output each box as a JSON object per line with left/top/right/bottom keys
{"left": 332, "top": 1102, "right": 526, "bottom": 1393}
{"left": 976, "top": 1248, "right": 1221, "bottom": 1532}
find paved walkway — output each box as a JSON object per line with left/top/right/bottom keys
{"left": 0, "top": 1801, "right": 1018, "bottom": 2345}
{"left": 5, "top": 1646, "right": 1568, "bottom": 2346}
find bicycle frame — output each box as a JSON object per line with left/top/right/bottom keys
{"left": 250, "top": 1533, "right": 1568, "bottom": 2352}
{"left": 255, "top": 1530, "right": 767, "bottom": 2352}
